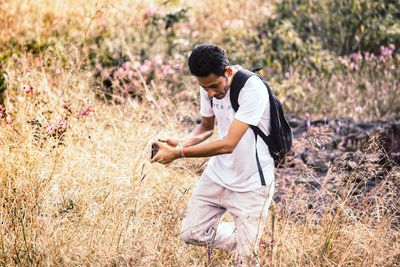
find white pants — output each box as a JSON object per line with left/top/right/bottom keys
{"left": 180, "top": 174, "right": 275, "bottom": 266}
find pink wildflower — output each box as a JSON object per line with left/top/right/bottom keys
{"left": 261, "top": 32, "right": 267, "bottom": 39}
{"left": 21, "top": 85, "right": 33, "bottom": 93}
{"left": 46, "top": 116, "right": 67, "bottom": 135}
{"left": 139, "top": 60, "right": 151, "bottom": 73}
{"left": 192, "top": 31, "right": 199, "bottom": 37}
{"left": 336, "top": 56, "right": 351, "bottom": 68}
{"left": 127, "top": 70, "right": 135, "bottom": 79}
{"left": 380, "top": 45, "right": 393, "bottom": 58}
{"left": 369, "top": 53, "right": 376, "bottom": 61}
{"left": 46, "top": 122, "right": 56, "bottom": 134}
{"left": 113, "top": 68, "right": 123, "bottom": 79}
{"left": 0, "top": 109, "right": 11, "bottom": 125}
{"left": 161, "top": 65, "right": 175, "bottom": 75}
{"left": 152, "top": 55, "right": 163, "bottom": 66}
{"left": 145, "top": 7, "right": 155, "bottom": 18}
{"left": 122, "top": 61, "right": 133, "bottom": 70}
{"left": 350, "top": 52, "right": 362, "bottom": 62}
{"left": 350, "top": 62, "right": 359, "bottom": 70}
{"left": 58, "top": 119, "right": 67, "bottom": 133}
{"left": 96, "top": 18, "right": 107, "bottom": 27}
{"left": 179, "top": 26, "right": 191, "bottom": 35}
{"left": 133, "top": 61, "right": 141, "bottom": 69}
{"left": 123, "top": 83, "right": 134, "bottom": 93}
{"left": 77, "top": 106, "right": 95, "bottom": 119}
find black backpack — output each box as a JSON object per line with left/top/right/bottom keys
{"left": 212, "top": 69, "right": 293, "bottom": 185}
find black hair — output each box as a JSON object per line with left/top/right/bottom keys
{"left": 188, "top": 44, "right": 230, "bottom": 77}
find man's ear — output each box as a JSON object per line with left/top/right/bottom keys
{"left": 225, "top": 66, "right": 233, "bottom": 77}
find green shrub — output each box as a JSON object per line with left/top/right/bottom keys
{"left": 256, "top": 0, "right": 400, "bottom": 73}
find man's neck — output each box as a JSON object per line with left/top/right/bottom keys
{"left": 227, "top": 65, "right": 240, "bottom": 89}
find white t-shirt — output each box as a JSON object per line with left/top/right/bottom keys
{"left": 199, "top": 75, "right": 274, "bottom": 192}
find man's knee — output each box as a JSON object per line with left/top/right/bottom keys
{"left": 180, "top": 228, "right": 195, "bottom": 244}
{"left": 180, "top": 219, "right": 195, "bottom": 244}
{"left": 180, "top": 220, "right": 213, "bottom": 245}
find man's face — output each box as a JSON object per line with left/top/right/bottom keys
{"left": 196, "top": 68, "right": 233, "bottom": 99}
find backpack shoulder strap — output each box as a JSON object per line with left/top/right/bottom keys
{"left": 230, "top": 69, "right": 272, "bottom": 185}
{"left": 230, "top": 69, "right": 254, "bottom": 112}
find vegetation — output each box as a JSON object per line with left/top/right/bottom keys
{"left": 0, "top": 0, "right": 399, "bottom": 266}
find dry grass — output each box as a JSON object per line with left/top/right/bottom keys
{"left": 1, "top": 0, "right": 399, "bottom": 266}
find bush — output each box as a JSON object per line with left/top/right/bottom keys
{"left": 256, "top": 0, "right": 400, "bottom": 73}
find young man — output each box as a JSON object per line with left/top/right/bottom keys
{"left": 151, "top": 44, "right": 274, "bottom": 266}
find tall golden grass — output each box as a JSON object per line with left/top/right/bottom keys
{"left": 1, "top": 0, "right": 399, "bottom": 266}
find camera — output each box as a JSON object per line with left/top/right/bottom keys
{"left": 151, "top": 143, "right": 159, "bottom": 159}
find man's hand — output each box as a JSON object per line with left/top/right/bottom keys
{"left": 158, "top": 137, "right": 180, "bottom": 147}
{"left": 150, "top": 141, "right": 180, "bottom": 165}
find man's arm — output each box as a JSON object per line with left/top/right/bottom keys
{"left": 159, "top": 116, "right": 215, "bottom": 147}
{"left": 151, "top": 119, "right": 249, "bottom": 164}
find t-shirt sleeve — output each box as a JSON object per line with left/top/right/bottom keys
{"left": 234, "top": 76, "right": 269, "bottom": 126}
{"left": 199, "top": 86, "right": 215, "bottom": 117}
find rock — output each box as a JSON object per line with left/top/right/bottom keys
{"left": 347, "top": 161, "right": 358, "bottom": 170}
{"left": 288, "top": 116, "right": 400, "bottom": 166}
{"left": 275, "top": 117, "right": 400, "bottom": 224}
